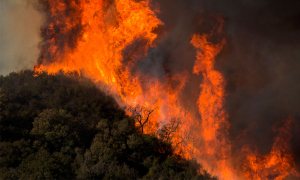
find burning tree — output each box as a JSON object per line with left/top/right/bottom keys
{"left": 128, "top": 106, "right": 156, "bottom": 134}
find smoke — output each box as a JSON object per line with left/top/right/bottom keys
{"left": 0, "top": 0, "right": 44, "bottom": 75}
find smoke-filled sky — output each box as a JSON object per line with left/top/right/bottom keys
{"left": 0, "top": 0, "right": 43, "bottom": 75}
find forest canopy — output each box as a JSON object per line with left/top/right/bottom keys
{"left": 0, "top": 70, "right": 216, "bottom": 180}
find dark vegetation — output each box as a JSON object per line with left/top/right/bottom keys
{"left": 0, "top": 70, "right": 215, "bottom": 180}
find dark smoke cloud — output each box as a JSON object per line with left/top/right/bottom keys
{"left": 36, "top": 0, "right": 85, "bottom": 67}
{"left": 0, "top": 0, "right": 44, "bottom": 75}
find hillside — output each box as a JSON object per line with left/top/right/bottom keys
{"left": 0, "top": 70, "right": 215, "bottom": 180}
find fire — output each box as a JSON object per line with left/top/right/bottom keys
{"left": 34, "top": 0, "right": 195, "bottom": 153}
{"left": 33, "top": 0, "right": 299, "bottom": 179}
{"left": 242, "top": 117, "right": 299, "bottom": 180}
{"left": 191, "top": 21, "right": 236, "bottom": 179}
{"left": 35, "top": 0, "right": 161, "bottom": 102}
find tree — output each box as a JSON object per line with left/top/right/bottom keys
{"left": 19, "top": 148, "right": 74, "bottom": 179}
{"left": 31, "top": 109, "right": 79, "bottom": 151}
{"left": 129, "top": 106, "right": 156, "bottom": 134}
{"left": 159, "top": 117, "right": 182, "bottom": 142}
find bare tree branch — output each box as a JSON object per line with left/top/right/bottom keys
{"left": 129, "top": 106, "right": 156, "bottom": 133}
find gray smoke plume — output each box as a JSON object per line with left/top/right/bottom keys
{"left": 0, "top": 0, "right": 44, "bottom": 75}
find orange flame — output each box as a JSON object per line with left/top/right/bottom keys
{"left": 190, "top": 21, "right": 237, "bottom": 179}
{"left": 242, "top": 117, "right": 299, "bottom": 180}
{"left": 35, "top": 0, "right": 161, "bottom": 102}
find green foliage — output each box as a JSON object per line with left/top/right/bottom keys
{"left": 31, "top": 109, "right": 79, "bottom": 151}
{"left": 0, "top": 70, "right": 215, "bottom": 179}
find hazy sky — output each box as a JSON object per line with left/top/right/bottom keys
{"left": 0, "top": 0, "right": 43, "bottom": 75}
